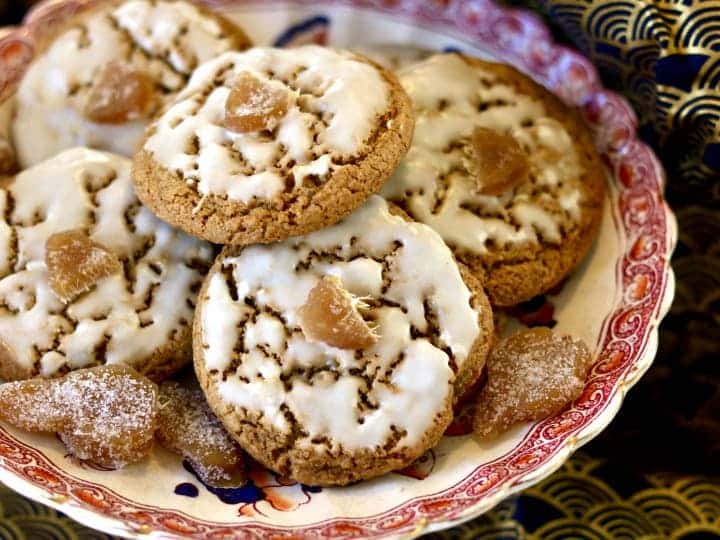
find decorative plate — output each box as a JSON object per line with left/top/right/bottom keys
{"left": 0, "top": 1, "right": 677, "bottom": 538}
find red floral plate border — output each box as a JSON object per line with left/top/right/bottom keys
{"left": 0, "top": 0, "right": 677, "bottom": 538}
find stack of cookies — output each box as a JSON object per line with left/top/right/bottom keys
{"left": 0, "top": 0, "right": 604, "bottom": 487}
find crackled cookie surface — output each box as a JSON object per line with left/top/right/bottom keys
{"left": 133, "top": 46, "right": 414, "bottom": 245}
{"left": 194, "top": 196, "right": 493, "bottom": 485}
{"left": 381, "top": 54, "right": 605, "bottom": 306}
{"left": 13, "top": 0, "right": 250, "bottom": 168}
{"left": 0, "top": 148, "right": 214, "bottom": 381}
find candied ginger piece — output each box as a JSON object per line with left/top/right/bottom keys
{"left": 473, "top": 327, "right": 593, "bottom": 439}
{"left": 467, "top": 127, "right": 529, "bottom": 196}
{"left": 157, "top": 380, "right": 246, "bottom": 487}
{"left": 84, "top": 61, "right": 156, "bottom": 124}
{"left": 45, "top": 229, "right": 121, "bottom": 303}
{"left": 0, "top": 365, "right": 158, "bottom": 468}
{"left": 224, "top": 72, "right": 290, "bottom": 133}
{"left": 298, "top": 275, "right": 378, "bottom": 350}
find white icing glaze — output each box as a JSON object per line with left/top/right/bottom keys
{"left": 381, "top": 54, "right": 585, "bottom": 254}
{"left": 113, "top": 0, "right": 230, "bottom": 74}
{"left": 200, "top": 196, "right": 481, "bottom": 451}
{"left": 0, "top": 148, "right": 214, "bottom": 377}
{"left": 13, "top": 0, "right": 238, "bottom": 167}
{"left": 144, "top": 46, "right": 389, "bottom": 203}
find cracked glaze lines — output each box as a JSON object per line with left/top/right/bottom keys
{"left": 0, "top": 148, "right": 213, "bottom": 378}
{"left": 382, "top": 54, "right": 584, "bottom": 255}
{"left": 144, "top": 46, "right": 389, "bottom": 203}
{"left": 13, "top": 0, "right": 240, "bottom": 167}
{"left": 199, "top": 196, "right": 481, "bottom": 452}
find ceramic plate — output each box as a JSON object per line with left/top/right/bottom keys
{"left": 0, "top": 1, "right": 676, "bottom": 538}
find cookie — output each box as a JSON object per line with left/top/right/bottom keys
{"left": 473, "top": 327, "right": 593, "bottom": 439}
{"left": 0, "top": 99, "right": 16, "bottom": 174}
{"left": 0, "top": 147, "right": 214, "bottom": 381}
{"left": 12, "top": 0, "right": 251, "bottom": 168}
{"left": 132, "top": 46, "right": 414, "bottom": 245}
{"left": 0, "top": 364, "right": 158, "bottom": 469}
{"left": 351, "top": 44, "right": 432, "bottom": 71}
{"left": 381, "top": 53, "right": 606, "bottom": 306}
{"left": 194, "top": 196, "right": 493, "bottom": 486}
{"left": 157, "top": 379, "right": 247, "bottom": 487}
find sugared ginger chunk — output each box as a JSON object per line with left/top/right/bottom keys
{"left": 224, "top": 72, "right": 289, "bottom": 133}
{"left": 298, "top": 275, "right": 378, "bottom": 350}
{"left": 157, "top": 380, "right": 246, "bottom": 487}
{"left": 468, "top": 127, "right": 529, "bottom": 195}
{"left": 473, "top": 327, "right": 593, "bottom": 439}
{"left": 0, "top": 365, "right": 158, "bottom": 468}
{"left": 84, "top": 61, "right": 156, "bottom": 124}
{"left": 45, "top": 229, "right": 121, "bottom": 303}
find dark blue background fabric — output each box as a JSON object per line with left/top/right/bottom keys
{"left": 535, "top": 0, "right": 720, "bottom": 205}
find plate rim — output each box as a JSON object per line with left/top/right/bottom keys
{"left": 0, "top": 0, "right": 678, "bottom": 538}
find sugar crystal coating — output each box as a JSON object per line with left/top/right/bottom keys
{"left": 473, "top": 327, "right": 593, "bottom": 439}
{"left": 0, "top": 364, "right": 158, "bottom": 468}
{"left": 45, "top": 229, "right": 122, "bottom": 303}
{"left": 84, "top": 62, "right": 157, "bottom": 124}
{"left": 298, "top": 275, "right": 378, "bottom": 350}
{"left": 157, "top": 380, "right": 246, "bottom": 487}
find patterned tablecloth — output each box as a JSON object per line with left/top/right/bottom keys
{"left": 0, "top": 0, "right": 717, "bottom": 538}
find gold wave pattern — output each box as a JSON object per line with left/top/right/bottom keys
{"left": 429, "top": 453, "right": 720, "bottom": 539}
{"left": 0, "top": 483, "right": 114, "bottom": 539}
{"left": 539, "top": 0, "right": 720, "bottom": 200}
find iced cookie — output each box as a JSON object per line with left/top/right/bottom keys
{"left": 0, "top": 147, "right": 214, "bottom": 381}
{"left": 0, "top": 364, "right": 158, "bottom": 468}
{"left": 0, "top": 99, "right": 16, "bottom": 174}
{"left": 12, "top": 0, "right": 251, "bottom": 168}
{"left": 157, "top": 379, "right": 247, "bottom": 487}
{"left": 473, "top": 327, "right": 593, "bottom": 439}
{"left": 381, "top": 54, "right": 605, "bottom": 306}
{"left": 351, "top": 44, "right": 431, "bottom": 71}
{"left": 133, "top": 46, "right": 414, "bottom": 245}
{"left": 194, "top": 196, "right": 493, "bottom": 486}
